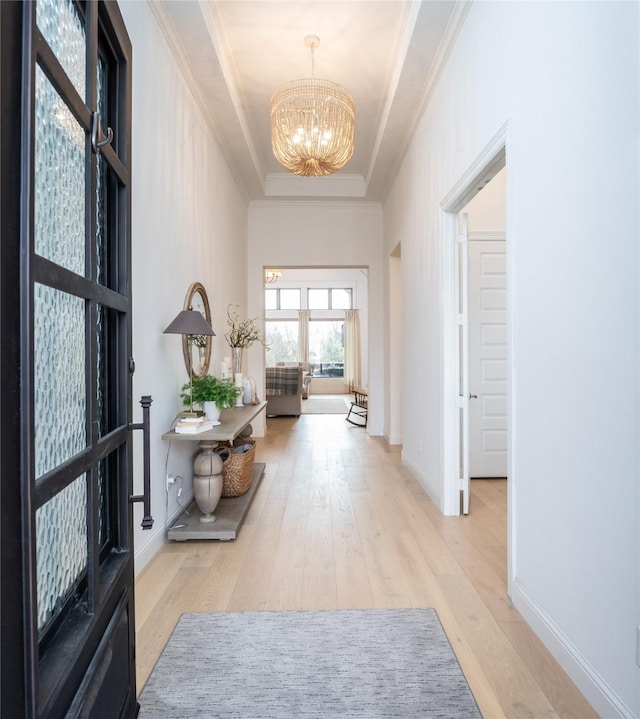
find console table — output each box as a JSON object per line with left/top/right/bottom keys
{"left": 163, "top": 401, "right": 266, "bottom": 541}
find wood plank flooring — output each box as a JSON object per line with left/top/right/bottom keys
{"left": 135, "top": 414, "right": 598, "bottom": 719}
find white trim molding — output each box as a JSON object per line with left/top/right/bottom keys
{"left": 512, "top": 580, "right": 636, "bottom": 719}
{"left": 401, "top": 451, "right": 441, "bottom": 509}
{"left": 440, "top": 124, "right": 508, "bottom": 213}
{"left": 134, "top": 495, "right": 193, "bottom": 577}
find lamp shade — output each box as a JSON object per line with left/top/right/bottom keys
{"left": 163, "top": 310, "right": 215, "bottom": 336}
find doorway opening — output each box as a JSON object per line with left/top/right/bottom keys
{"left": 387, "top": 245, "right": 402, "bottom": 445}
{"left": 263, "top": 267, "right": 368, "bottom": 417}
{"left": 458, "top": 174, "right": 510, "bottom": 604}
{"left": 464, "top": 170, "right": 507, "bottom": 481}
{"left": 440, "top": 129, "right": 510, "bottom": 521}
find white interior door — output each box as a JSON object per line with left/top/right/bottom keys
{"left": 468, "top": 237, "right": 508, "bottom": 477}
{"left": 456, "top": 214, "right": 470, "bottom": 513}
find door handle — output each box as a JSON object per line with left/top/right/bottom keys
{"left": 129, "top": 395, "right": 154, "bottom": 529}
{"left": 91, "top": 111, "right": 113, "bottom": 153}
{"left": 469, "top": 394, "right": 478, "bottom": 399}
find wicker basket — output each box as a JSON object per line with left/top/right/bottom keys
{"left": 216, "top": 440, "right": 256, "bottom": 497}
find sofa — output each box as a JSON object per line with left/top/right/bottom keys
{"left": 276, "top": 361, "right": 313, "bottom": 399}
{"left": 265, "top": 365, "right": 304, "bottom": 416}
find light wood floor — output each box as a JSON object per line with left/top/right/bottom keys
{"left": 135, "top": 415, "right": 598, "bottom": 719}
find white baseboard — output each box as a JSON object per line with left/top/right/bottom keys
{"left": 511, "top": 579, "right": 635, "bottom": 719}
{"left": 385, "top": 433, "right": 402, "bottom": 445}
{"left": 400, "top": 451, "right": 441, "bottom": 509}
{"left": 134, "top": 493, "right": 193, "bottom": 577}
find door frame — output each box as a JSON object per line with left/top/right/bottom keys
{"left": 457, "top": 212, "right": 470, "bottom": 513}
{"left": 440, "top": 123, "right": 514, "bottom": 591}
{"left": 387, "top": 247, "right": 402, "bottom": 445}
{"left": 1, "top": 2, "right": 29, "bottom": 712}
{"left": 1, "top": 2, "right": 138, "bottom": 716}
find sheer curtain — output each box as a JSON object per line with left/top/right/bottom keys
{"left": 343, "top": 309, "right": 361, "bottom": 391}
{"left": 298, "top": 310, "right": 310, "bottom": 362}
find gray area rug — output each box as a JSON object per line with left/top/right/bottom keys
{"left": 138, "top": 608, "right": 482, "bottom": 718}
{"left": 301, "top": 396, "right": 348, "bottom": 414}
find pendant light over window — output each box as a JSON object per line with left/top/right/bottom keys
{"left": 270, "top": 35, "right": 355, "bottom": 177}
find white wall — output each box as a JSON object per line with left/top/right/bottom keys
{"left": 384, "top": 2, "right": 639, "bottom": 717}
{"left": 248, "top": 201, "right": 383, "bottom": 435}
{"left": 120, "top": 2, "right": 248, "bottom": 574}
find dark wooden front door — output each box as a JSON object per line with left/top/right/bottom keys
{"left": 1, "top": 1, "right": 138, "bottom": 716}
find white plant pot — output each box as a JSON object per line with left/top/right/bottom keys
{"left": 203, "top": 401, "right": 221, "bottom": 423}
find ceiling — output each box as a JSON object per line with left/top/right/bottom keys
{"left": 150, "top": 1, "right": 465, "bottom": 202}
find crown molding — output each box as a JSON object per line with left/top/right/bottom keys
{"left": 145, "top": 0, "right": 472, "bottom": 204}
{"left": 409, "top": 0, "right": 474, "bottom": 141}
{"left": 373, "top": 0, "right": 474, "bottom": 202}
{"left": 199, "top": 1, "right": 267, "bottom": 182}
{"left": 147, "top": 2, "right": 220, "bottom": 149}
{"left": 146, "top": 0, "right": 260, "bottom": 202}
{"left": 249, "top": 199, "right": 382, "bottom": 210}
{"left": 365, "top": 1, "right": 422, "bottom": 187}
{"left": 265, "top": 173, "right": 366, "bottom": 199}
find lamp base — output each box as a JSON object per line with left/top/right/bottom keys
{"left": 178, "top": 410, "right": 205, "bottom": 418}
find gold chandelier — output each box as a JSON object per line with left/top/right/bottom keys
{"left": 270, "top": 35, "right": 355, "bottom": 177}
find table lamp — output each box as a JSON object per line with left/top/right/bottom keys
{"left": 164, "top": 309, "right": 216, "bottom": 417}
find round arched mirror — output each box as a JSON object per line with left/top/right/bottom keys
{"left": 182, "top": 282, "right": 213, "bottom": 379}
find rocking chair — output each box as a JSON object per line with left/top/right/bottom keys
{"left": 346, "top": 388, "right": 368, "bottom": 427}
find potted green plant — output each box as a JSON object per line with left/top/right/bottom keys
{"left": 180, "top": 375, "right": 242, "bottom": 422}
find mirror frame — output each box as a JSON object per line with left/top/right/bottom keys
{"left": 182, "top": 282, "right": 213, "bottom": 379}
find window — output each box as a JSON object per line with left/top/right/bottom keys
{"left": 309, "top": 321, "right": 344, "bottom": 377}
{"left": 265, "top": 321, "right": 299, "bottom": 366}
{"left": 331, "top": 288, "right": 352, "bottom": 309}
{"left": 307, "top": 288, "right": 352, "bottom": 310}
{"left": 264, "top": 284, "right": 353, "bottom": 377}
{"left": 265, "top": 288, "right": 300, "bottom": 310}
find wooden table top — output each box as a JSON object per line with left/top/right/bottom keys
{"left": 161, "top": 401, "right": 266, "bottom": 442}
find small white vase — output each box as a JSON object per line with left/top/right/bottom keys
{"left": 243, "top": 376, "right": 256, "bottom": 405}
{"left": 203, "top": 401, "right": 221, "bottom": 423}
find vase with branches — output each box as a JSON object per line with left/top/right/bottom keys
{"left": 224, "top": 304, "right": 266, "bottom": 349}
{"left": 225, "top": 304, "right": 267, "bottom": 375}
